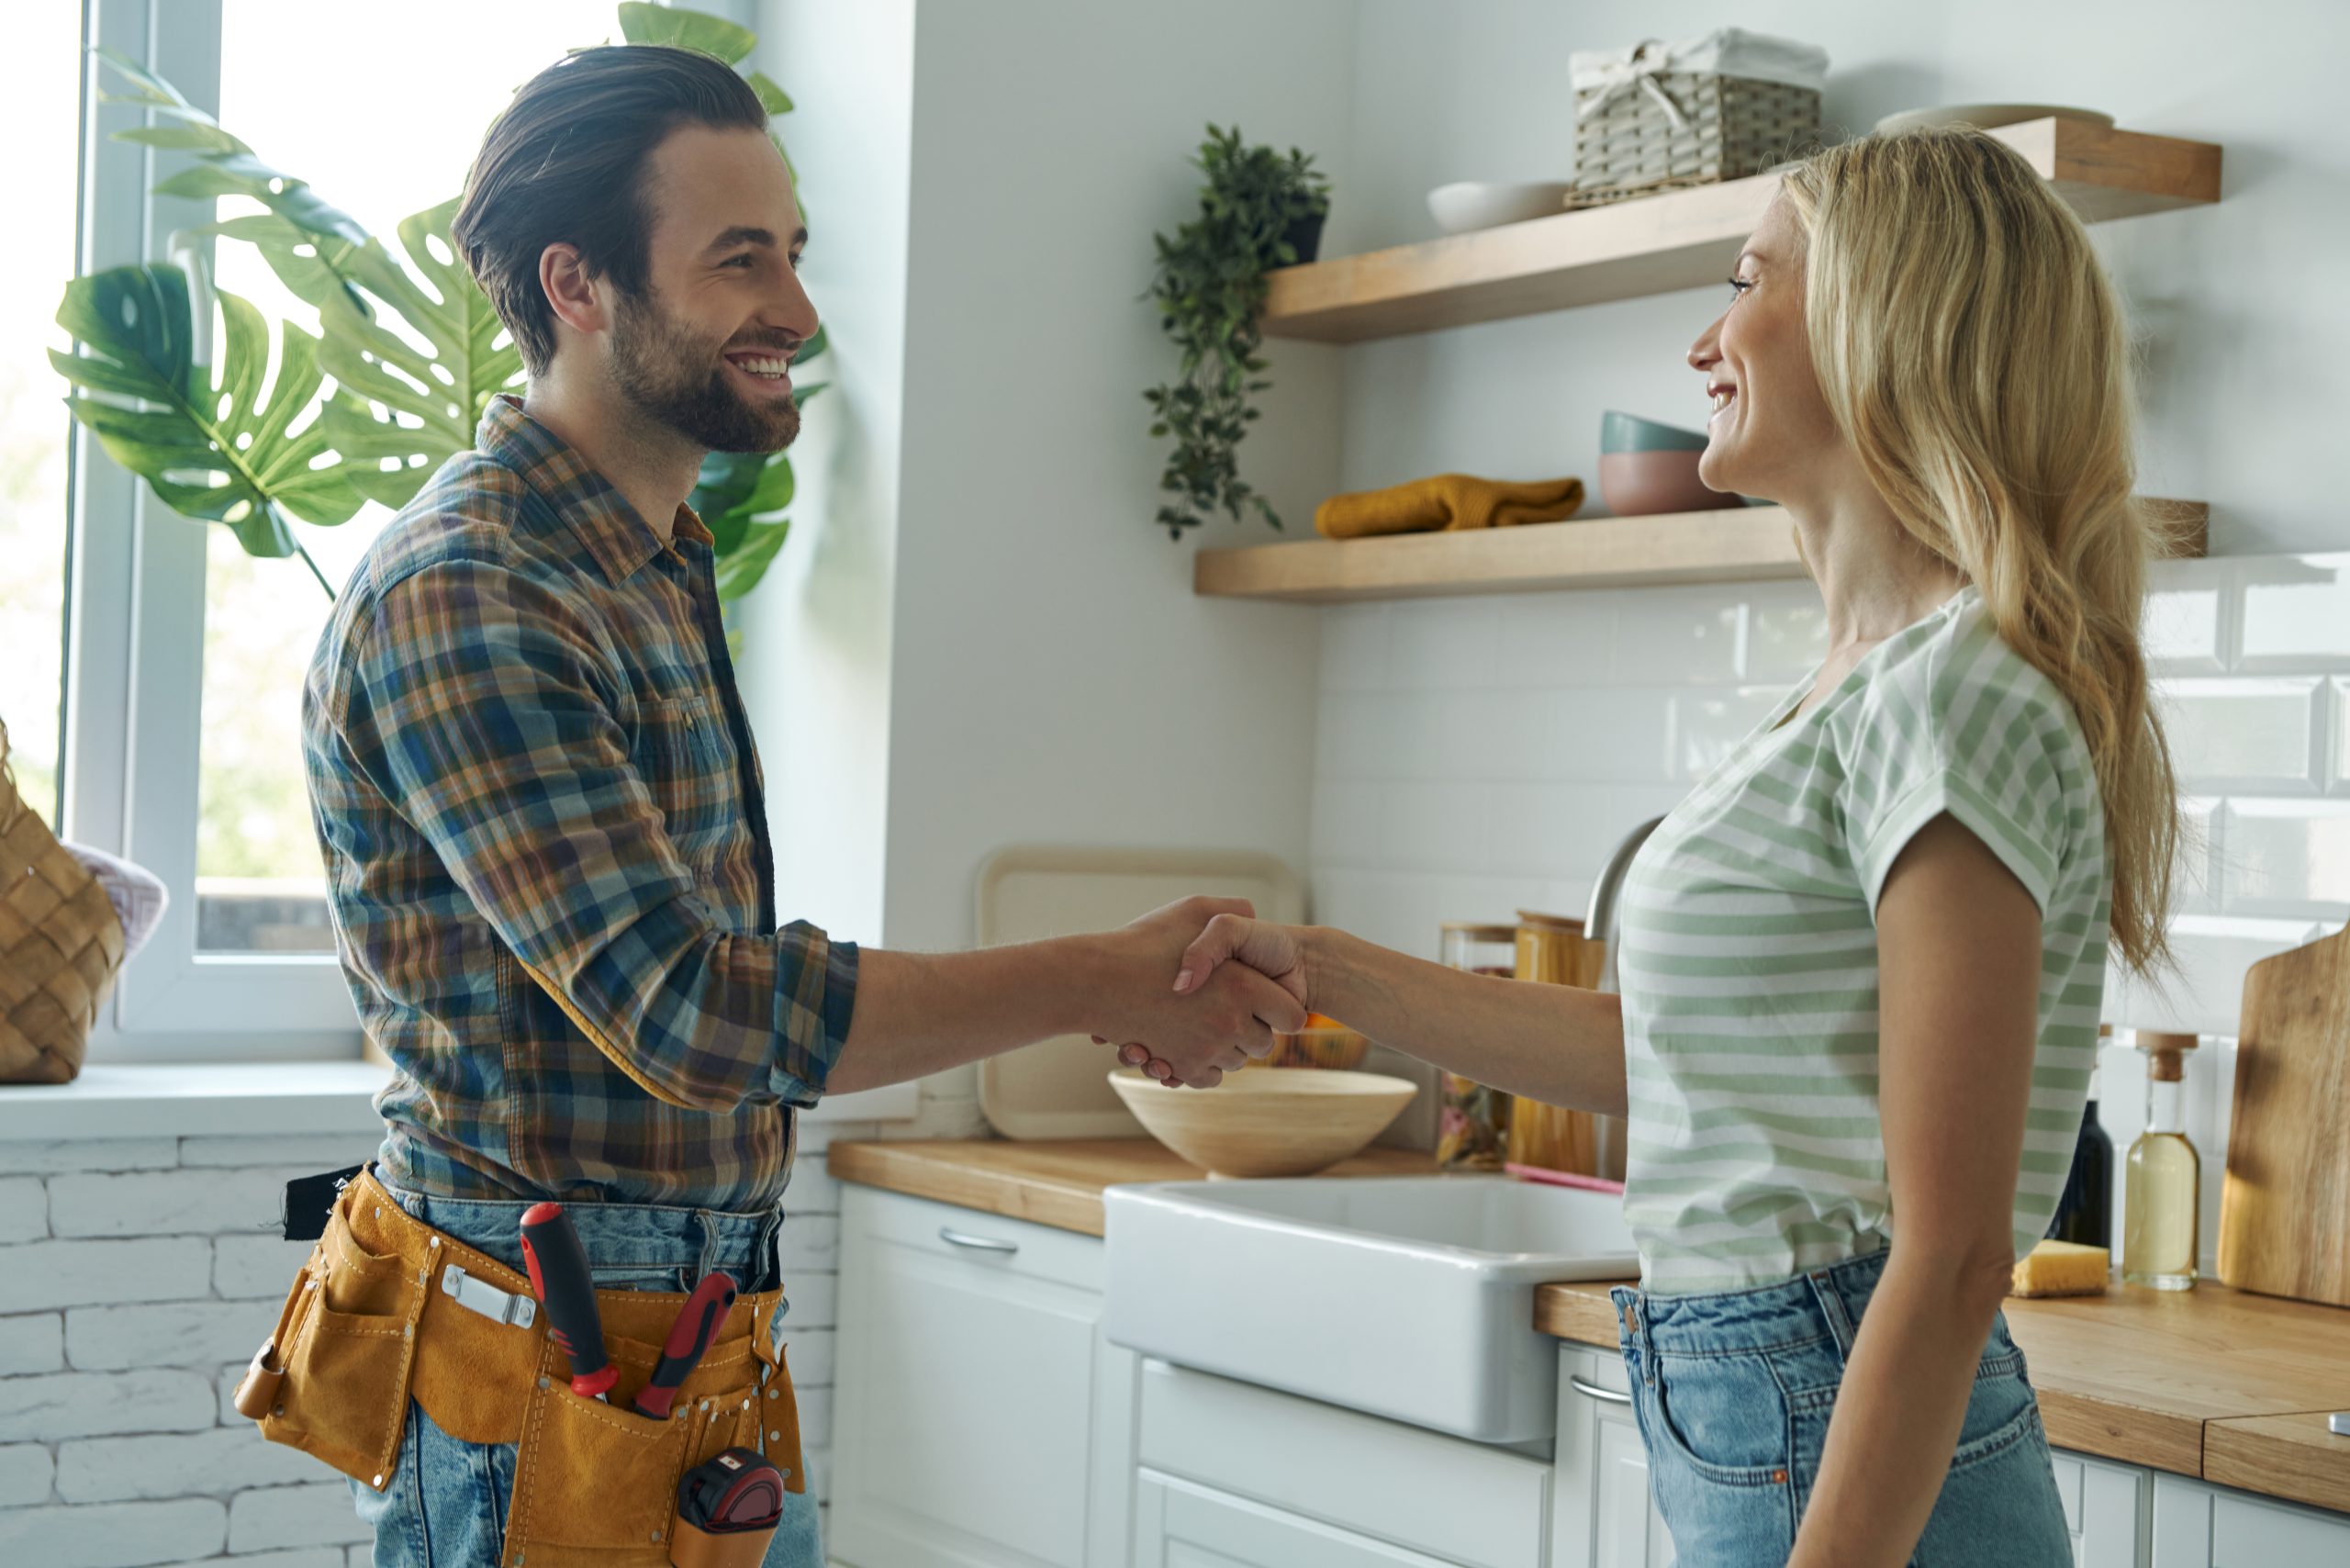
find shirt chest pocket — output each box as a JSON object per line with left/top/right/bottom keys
{"left": 631, "top": 694, "right": 734, "bottom": 859}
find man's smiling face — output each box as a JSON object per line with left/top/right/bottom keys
{"left": 603, "top": 123, "right": 816, "bottom": 454}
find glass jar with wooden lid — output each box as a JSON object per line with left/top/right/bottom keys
{"left": 1434, "top": 923, "right": 1516, "bottom": 1170}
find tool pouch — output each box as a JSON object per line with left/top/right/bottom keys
{"left": 669, "top": 1518, "right": 778, "bottom": 1568}
{"left": 238, "top": 1169, "right": 805, "bottom": 1567}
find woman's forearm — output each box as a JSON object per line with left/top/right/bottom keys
{"left": 1301, "top": 926, "right": 1628, "bottom": 1116}
{"left": 1786, "top": 1250, "right": 2010, "bottom": 1568}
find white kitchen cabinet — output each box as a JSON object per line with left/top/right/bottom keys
{"left": 1135, "top": 1355, "right": 1552, "bottom": 1568}
{"left": 829, "top": 1185, "right": 1137, "bottom": 1568}
{"left": 1135, "top": 1469, "right": 1472, "bottom": 1568}
{"left": 2152, "top": 1471, "right": 2350, "bottom": 1566}
{"left": 1550, "top": 1347, "right": 1671, "bottom": 1568}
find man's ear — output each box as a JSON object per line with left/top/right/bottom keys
{"left": 539, "top": 242, "right": 609, "bottom": 340}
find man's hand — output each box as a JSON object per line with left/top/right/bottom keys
{"left": 1112, "top": 912, "right": 1315, "bottom": 1086}
{"left": 1087, "top": 898, "right": 1305, "bottom": 1089}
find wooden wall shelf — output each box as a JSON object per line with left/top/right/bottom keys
{"left": 1261, "top": 118, "right": 2221, "bottom": 343}
{"left": 1193, "top": 500, "right": 2208, "bottom": 605}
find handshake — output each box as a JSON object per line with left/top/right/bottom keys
{"left": 1084, "top": 896, "right": 1315, "bottom": 1091}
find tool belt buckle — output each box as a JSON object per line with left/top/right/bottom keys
{"left": 440, "top": 1263, "right": 537, "bottom": 1328}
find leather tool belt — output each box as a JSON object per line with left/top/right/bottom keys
{"left": 234, "top": 1168, "right": 803, "bottom": 1568}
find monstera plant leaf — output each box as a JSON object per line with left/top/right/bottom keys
{"left": 52, "top": 263, "right": 364, "bottom": 567}
{"left": 95, "top": 46, "right": 371, "bottom": 297}
{"left": 316, "top": 198, "right": 527, "bottom": 508}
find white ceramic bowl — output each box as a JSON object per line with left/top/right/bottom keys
{"left": 1107, "top": 1066, "right": 1418, "bottom": 1179}
{"left": 1426, "top": 181, "right": 1573, "bottom": 236}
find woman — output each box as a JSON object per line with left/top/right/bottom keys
{"left": 1135, "top": 127, "right": 2180, "bottom": 1567}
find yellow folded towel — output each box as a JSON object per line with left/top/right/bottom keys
{"left": 1315, "top": 474, "right": 1586, "bottom": 540}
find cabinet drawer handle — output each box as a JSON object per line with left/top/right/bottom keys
{"left": 1568, "top": 1373, "right": 1632, "bottom": 1406}
{"left": 938, "top": 1226, "right": 1020, "bottom": 1255}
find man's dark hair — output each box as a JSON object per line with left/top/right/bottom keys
{"left": 453, "top": 46, "right": 767, "bottom": 375}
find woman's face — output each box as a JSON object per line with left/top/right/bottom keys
{"left": 1687, "top": 194, "right": 1842, "bottom": 503}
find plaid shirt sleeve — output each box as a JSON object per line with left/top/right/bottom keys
{"left": 339, "top": 554, "right": 856, "bottom": 1111}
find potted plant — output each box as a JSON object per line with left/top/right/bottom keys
{"left": 51, "top": 2, "right": 822, "bottom": 610}
{"left": 1143, "top": 124, "right": 1331, "bottom": 540}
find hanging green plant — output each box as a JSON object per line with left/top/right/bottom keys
{"left": 1143, "top": 124, "right": 1330, "bottom": 540}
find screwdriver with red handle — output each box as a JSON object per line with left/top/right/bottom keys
{"left": 634, "top": 1271, "right": 738, "bottom": 1418}
{"left": 519, "top": 1202, "right": 617, "bottom": 1403}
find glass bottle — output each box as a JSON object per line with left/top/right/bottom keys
{"left": 2049, "top": 1036, "right": 2114, "bottom": 1249}
{"left": 1435, "top": 923, "right": 1516, "bottom": 1171}
{"left": 2122, "top": 1031, "right": 2200, "bottom": 1290}
{"left": 1505, "top": 912, "right": 1600, "bottom": 1175}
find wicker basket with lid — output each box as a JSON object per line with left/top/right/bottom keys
{"left": 1569, "top": 28, "right": 1829, "bottom": 209}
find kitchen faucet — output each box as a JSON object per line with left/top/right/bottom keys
{"left": 1581, "top": 815, "right": 1664, "bottom": 1181}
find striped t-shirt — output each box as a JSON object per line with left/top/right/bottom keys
{"left": 1617, "top": 586, "right": 2110, "bottom": 1295}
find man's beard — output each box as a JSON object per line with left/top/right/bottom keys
{"left": 608, "top": 287, "right": 800, "bottom": 454}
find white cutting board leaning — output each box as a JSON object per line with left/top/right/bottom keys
{"left": 974, "top": 846, "right": 1306, "bottom": 1138}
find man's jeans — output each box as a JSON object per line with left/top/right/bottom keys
{"left": 351, "top": 1182, "right": 822, "bottom": 1568}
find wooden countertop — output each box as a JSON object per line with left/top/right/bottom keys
{"left": 829, "top": 1139, "right": 2349, "bottom": 1515}
{"left": 826, "top": 1136, "right": 1437, "bottom": 1238}
{"left": 1538, "top": 1276, "right": 2350, "bottom": 1514}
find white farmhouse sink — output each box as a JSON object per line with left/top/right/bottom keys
{"left": 1103, "top": 1174, "right": 1637, "bottom": 1445}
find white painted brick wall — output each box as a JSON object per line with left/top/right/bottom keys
{"left": 0, "top": 1132, "right": 378, "bottom": 1565}
{"left": 0, "top": 1116, "right": 887, "bottom": 1559}
{"left": 1307, "top": 551, "right": 2350, "bottom": 1255}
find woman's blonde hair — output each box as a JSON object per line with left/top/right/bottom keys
{"left": 1780, "top": 128, "right": 2179, "bottom": 977}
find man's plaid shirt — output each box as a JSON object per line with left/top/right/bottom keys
{"left": 302, "top": 396, "right": 858, "bottom": 1208}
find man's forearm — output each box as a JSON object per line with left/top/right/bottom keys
{"left": 821, "top": 938, "right": 1111, "bottom": 1095}
{"left": 1787, "top": 1250, "right": 2010, "bottom": 1568}
{"left": 1300, "top": 926, "right": 1629, "bottom": 1116}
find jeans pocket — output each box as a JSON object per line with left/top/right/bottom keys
{"left": 1949, "top": 1369, "right": 2042, "bottom": 1473}
{"left": 1647, "top": 1350, "right": 1791, "bottom": 1486}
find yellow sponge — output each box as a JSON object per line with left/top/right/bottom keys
{"left": 2009, "top": 1239, "right": 2110, "bottom": 1298}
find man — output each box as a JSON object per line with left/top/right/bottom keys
{"left": 296, "top": 45, "right": 1295, "bottom": 1567}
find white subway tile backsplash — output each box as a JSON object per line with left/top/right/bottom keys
{"left": 1378, "top": 783, "right": 1494, "bottom": 872}
{"left": 1318, "top": 603, "right": 1391, "bottom": 693}
{"left": 1609, "top": 587, "right": 1747, "bottom": 685}
{"left": 1540, "top": 689, "right": 1674, "bottom": 783}
{"left": 2332, "top": 678, "right": 2350, "bottom": 795}
{"left": 2156, "top": 678, "right": 2322, "bottom": 792}
{"left": 1494, "top": 591, "right": 1618, "bottom": 687}
{"left": 2142, "top": 558, "right": 2231, "bottom": 674}
{"left": 1314, "top": 691, "right": 1397, "bottom": 781}
{"left": 1669, "top": 688, "right": 1787, "bottom": 783}
{"left": 1388, "top": 598, "right": 1505, "bottom": 690}
{"left": 2234, "top": 553, "right": 2350, "bottom": 671}
{"left": 2101, "top": 913, "right": 2322, "bottom": 1040}
{"left": 2173, "top": 798, "right": 2221, "bottom": 917}
{"left": 1309, "top": 779, "right": 1385, "bottom": 866}
{"left": 1744, "top": 581, "right": 1830, "bottom": 683}
{"left": 2218, "top": 800, "right": 2350, "bottom": 919}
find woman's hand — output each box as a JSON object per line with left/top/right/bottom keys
{"left": 1111, "top": 914, "right": 1315, "bottom": 1086}
{"left": 1172, "top": 913, "right": 1311, "bottom": 1009}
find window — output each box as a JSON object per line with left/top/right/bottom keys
{"left": 0, "top": 3, "right": 83, "bottom": 833}
{"left": 194, "top": 0, "right": 620, "bottom": 955}
{"left": 66, "top": 0, "right": 703, "bottom": 1055}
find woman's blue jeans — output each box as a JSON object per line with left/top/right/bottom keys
{"left": 1609, "top": 1248, "right": 2072, "bottom": 1567}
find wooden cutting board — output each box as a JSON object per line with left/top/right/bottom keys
{"left": 2217, "top": 918, "right": 2350, "bottom": 1306}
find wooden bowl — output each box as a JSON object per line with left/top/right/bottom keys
{"left": 1106, "top": 1067, "right": 1418, "bottom": 1179}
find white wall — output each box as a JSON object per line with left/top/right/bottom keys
{"left": 1339, "top": 0, "right": 2348, "bottom": 557}
{"left": 871, "top": 0, "right": 1355, "bottom": 1130}
{"left": 737, "top": 0, "right": 917, "bottom": 952}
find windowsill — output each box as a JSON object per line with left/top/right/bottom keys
{"left": 0, "top": 1060, "right": 392, "bottom": 1142}
{"left": 0, "top": 1062, "right": 920, "bottom": 1142}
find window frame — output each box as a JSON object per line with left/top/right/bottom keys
{"left": 64, "top": 0, "right": 361, "bottom": 1061}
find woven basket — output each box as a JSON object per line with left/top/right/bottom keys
{"left": 0, "top": 717, "right": 123, "bottom": 1084}
{"left": 1571, "top": 55, "right": 1820, "bottom": 209}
